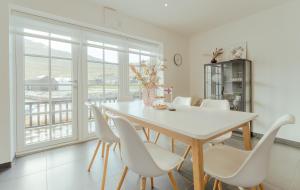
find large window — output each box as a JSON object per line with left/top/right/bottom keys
{"left": 12, "top": 11, "right": 163, "bottom": 153}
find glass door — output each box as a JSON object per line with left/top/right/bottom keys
{"left": 16, "top": 31, "right": 79, "bottom": 152}
{"left": 204, "top": 64, "right": 223, "bottom": 99}
{"left": 222, "top": 61, "right": 245, "bottom": 111}
{"left": 86, "top": 40, "right": 120, "bottom": 136}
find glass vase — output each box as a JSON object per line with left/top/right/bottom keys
{"left": 142, "top": 88, "right": 156, "bottom": 106}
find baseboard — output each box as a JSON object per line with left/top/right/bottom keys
{"left": 263, "top": 181, "right": 282, "bottom": 190}
{"left": 232, "top": 131, "right": 300, "bottom": 149}
{"left": 0, "top": 162, "right": 12, "bottom": 171}
{"left": 252, "top": 132, "right": 300, "bottom": 149}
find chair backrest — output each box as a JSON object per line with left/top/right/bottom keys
{"left": 111, "top": 116, "right": 164, "bottom": 177}
{"left": 85, "top": 102, "right": 118, "bottom": 144}
{"left": 226, "top": 114, "right": 296, "bottom": 187}
{"left": 200, "top": 99, "right": 230, "bottom": 110}
{"left": 172, "top": 96, "right": 192, "bottom": 106}
{"left": 117, "top": 96, "right": 133, "bottom": 102}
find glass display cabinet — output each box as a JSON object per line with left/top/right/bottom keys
{"left": 204, "top": 59, "right": 252, "bottom": 112}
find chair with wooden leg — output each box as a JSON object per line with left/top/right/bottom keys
{"left": 85, "top": 103, "right": 119, "bottom": 190}
{"left": 203, "top": 114, "right": 295, "bottom": 190}
{"left": 111, "top": 116, "right": 184, "bottom": 190}
{"left": 106, "top": 96, "right": 150, "bottom": 141}
{"left": 154, "top": 96, "right": 192, "bottom": 152}
{"left": 177, "top": 99, "right": 231, "bottom": 171}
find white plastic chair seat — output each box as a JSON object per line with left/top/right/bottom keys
{"left": 101, "top": 134, "right": 120, "bottom": 144}
{"left": 209, "top": 132, "right": 233, "bottom": 144}
{"left": 145, "top": 143, "right": 183, "bottom": 172}
{"left": 194, "top": 114, "right": 295, "bottom": 189}
{"left": 203, "top": 145, "right": 250, "bottom": 179}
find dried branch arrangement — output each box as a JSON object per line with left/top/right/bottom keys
{"left": 211, "top": 48, "right": 224, "bottom": 63}
{"left": 130, "top": 61, "right": 166, "bottom": 89}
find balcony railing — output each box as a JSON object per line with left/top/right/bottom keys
{"left": 25, "top": 97, "right": 118, "bottom": 128}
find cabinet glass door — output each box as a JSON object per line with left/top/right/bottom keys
{"left": 205, "top": 64, "right": 223, "bottom": 99}
{"left": 223, "top": 62, "right": 244, "bottom": 111}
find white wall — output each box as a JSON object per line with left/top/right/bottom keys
{"left": 189, "top": 0, "right": 300, "bottom": 142}
{"left": 0, "top": 0, "right": 12, "bottom": 165}
{"left": 0, "top": 0, "right": 189, "bottom": 164}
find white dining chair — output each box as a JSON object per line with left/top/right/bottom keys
{"left": 154, "top": 96, "right": 192, "bottom": 152}
{"left": 200, "top": 99, "right": 232, "bottom": 144}
{"left": 203, "top": 114, "right": 295, "bottom": 190}
{"left": 177, "top": 99, "right": 231, "bottom": 171}
{"left": 85, "top": 103, "right": 119, "bottom": 190}
{"left": 105, "top": 110, "right": 150, "bottom": 143}
{"left": 111, "top": 116, "right": 184, "bottom": 190}
{"left": 172, "top": 96, "right": 192, "bottom": 106}
{"left": 106, "top": 96, "right": 150, "bottom": 142}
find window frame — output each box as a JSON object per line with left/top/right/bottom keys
{"left": 12, "top": 9, "right": 164, "bottom": 154}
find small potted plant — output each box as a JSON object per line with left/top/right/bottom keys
{"left": 211, "top": 48, "right": 224, "bottom": 63}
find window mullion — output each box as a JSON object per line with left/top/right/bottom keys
{"left": 102, "top": 48, "right": 105, "bottom": 102}
{"left": 48, "top": 38, "right": 53, "bottom": 141}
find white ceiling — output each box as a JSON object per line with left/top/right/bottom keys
{"left": 94, "top": 0, "right": 291, "bottom": 36}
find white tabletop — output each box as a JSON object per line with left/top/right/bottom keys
{"left": 102, "top": 100, "right": 258, "bottom": 140}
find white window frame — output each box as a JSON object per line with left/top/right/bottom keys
{"left": 11, "top": 7, "right": 163, "bottom": 155}
{"left": 15, "top": 33, "right": 80, "bottom": 154}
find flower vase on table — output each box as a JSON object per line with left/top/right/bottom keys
{"left": 142, "top": 88, "right": 156, "bottom": 106}
{"left": 129, "top": 60, "right": 166, "bottom": 107}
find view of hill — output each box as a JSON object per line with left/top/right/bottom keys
{"left": 24, "top": 37, "right": 140, "bottom": 102}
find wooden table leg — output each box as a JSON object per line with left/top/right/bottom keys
{"left": 242, "top": 122, "right": 252, "bottom": 150}
{"left": 192, "top": 139, "right": 205, "bottom": 190}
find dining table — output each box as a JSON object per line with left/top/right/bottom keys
{"left": 102, "top": 100, "right": 258, "bottom": 190}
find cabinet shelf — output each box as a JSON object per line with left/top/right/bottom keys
{"left": 224, "top": 80, "right": 243, "bottom": 83}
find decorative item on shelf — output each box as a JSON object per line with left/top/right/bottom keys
{"left": 233, "top": 95, "right": 241, "bottom": 110}
{"left": 231, "top": 46, "right": 245, "bottom": 59}
{"left": 211, "top": 48, "right": 224, "bottom": 63}
{"left": 227, "top": 42, "right": 247, "bottom": 60}
{"left": 173, "top": 53, "right": 182, "bottom": 67}
{"left": 130, "top": 61, "right": 166, "bottom": 106}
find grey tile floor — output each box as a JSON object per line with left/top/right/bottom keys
{"left": 1, "top": 133, "right": 300, "bottom": 190}
{"left": 0, "top": 133, "right": 226, "bottom": 190}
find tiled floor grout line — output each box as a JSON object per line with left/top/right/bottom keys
{"left": 45, "top": 156, "right": 88, "bottom": 171}
{"left": 0, "top": 169, "right": 46, "bottom": 184}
